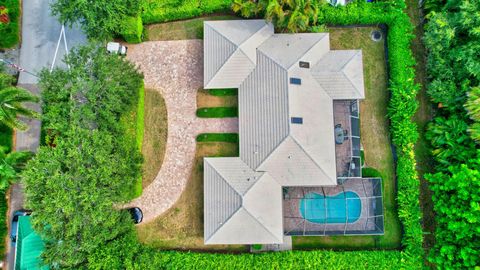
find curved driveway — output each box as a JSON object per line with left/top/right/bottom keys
{"left": 126, "top": 40, "right": 238, "bottom": 222}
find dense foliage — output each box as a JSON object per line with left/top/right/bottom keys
{"left": 141, "top": 0, "right": 233, "bottom": 24}
{"left": 23, "top": 45, "right": 144, "bottom": 268}
{"left": 196, "top": 107, "right": 238, "bottom": 118}
{"left": 51, "top": 0, "right": 143, "bottom": 41}
{"left": 0, "top": 0, "right": 19, "bottom": 48}
{"left": 424, "top": 0, "right": 480, "bottom": 268}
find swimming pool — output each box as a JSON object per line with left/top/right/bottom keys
{"left": 299, "top": 191, "right": 361, "bottom": 224}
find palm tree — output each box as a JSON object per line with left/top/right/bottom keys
{"left": 0, "top": 146, "right": 33, "bottom": 190}
{"left": 0, "top": 73, "right": 39, "bottom": 131}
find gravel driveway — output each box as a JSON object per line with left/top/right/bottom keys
{"left": 126, "top": 40, "right": 238, "bottom": 222}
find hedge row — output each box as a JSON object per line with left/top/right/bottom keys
{"left": 120, "top": 15, "right": 144, "bottom": 44}
{"left": 141, "top": 0, "right": 233, "bottom": 24}
{"left": 196, "top": 107, "right": 238, "bottom": 118}
{"left": 208, "top": 88, "right": 238, "bottom": 96}
{"left": 0, "top": 189, "right": 7, "bottom": 255}
{"left": 196, "top": 133, "right": 239, "bottom": 143}
{"left": 0, "top": 0, "right": 20, "bottom": 48}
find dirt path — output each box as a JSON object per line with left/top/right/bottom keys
{"left": 406, "top": 0, "right": 436, "bottom": 252}
{"left": 125, "top": 40, "right": 238, "bottom": 222}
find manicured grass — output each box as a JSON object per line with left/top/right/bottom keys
{"left": 196, "top": 133, "right": 238, "bottom": 143}
{"left": 0, "top": 0, "right": 20, "bottom": 48}
{"left": 293, "top": 27, "right": 401, "bottom": 250}
{"left": 141, "top": 88, "right": 168, "bottom": 189}
{"left": 197, "top": 88, "right": 237, "bottom": 108}
{"left": 196, "top": 107, "right": 237, "bottom": 118}
{"left": 136, "top": 141, "right": 246, "bottom": 252}
{"left": 208, "top": 88, "right": 238, "bottom": 96}
{"left": 136, "top": 84, "right": 145, "bottom": 150}
{"left": 146, "top": 15, "right": 238, "bottom": 41}
{"left": 121, "top": 83, "right": 146, "bottom": 199}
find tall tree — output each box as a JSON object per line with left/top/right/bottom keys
{"left": 0, "top": 72, "right": 39, "bottom": 130}
{"left": 51, "top": 0, "right": 140, "bottom": 40}
{"left": 232, "top": 0, "right": 320, "bottom": 32}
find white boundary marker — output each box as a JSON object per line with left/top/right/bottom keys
{"left": 50, "top": 25, "right": 70, "bottom": 72}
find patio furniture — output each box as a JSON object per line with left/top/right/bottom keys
{"left": 343, "top": 129, "right": 349, "bottom": 140}
{"left": 335, "top": 126, "right": 344, "bottom": 144}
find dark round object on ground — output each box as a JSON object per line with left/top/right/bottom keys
{"left": 371, "top": 30, "right": 382, "bottom": 42}
{"left": 127, "top": 207, "right": 143, "bottom": 224}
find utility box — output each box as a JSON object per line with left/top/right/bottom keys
{"left": 107, "top": 42, "right": 127, "bottom": 55}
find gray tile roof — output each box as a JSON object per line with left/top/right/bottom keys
{"left": 239, "top": 51, "right": 290, "bottom": 169}
{"left": 203, "top": 20, "right": 366, "bottom": 245}
{"left": 204, "top": 158, "right": 283, "bottom": 244}
{"left": 312, "top": 50, "right": 365, "bottom": 99}
{"left": 203, "top": 20, "right": 273, "bottom": 89}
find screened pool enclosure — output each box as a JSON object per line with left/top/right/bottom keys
{"left": 283, "top": 178, "right": 384, "bottom": 236}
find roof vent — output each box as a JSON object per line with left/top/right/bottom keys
{"left": 290, "top": 78, "right": 301, "bottom": 85}
{"left": 291, "top": 117, "right": 303, "bottom": 124}
{"left": 299, "top": 61, "right": 310, "bottom": 68}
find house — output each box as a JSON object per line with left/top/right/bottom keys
{"left": 203, "top": 20, "right": 383, "bottom": 245}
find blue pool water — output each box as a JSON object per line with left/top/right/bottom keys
{"left": 299, "top": 191, "right": 361, "bottom": 223}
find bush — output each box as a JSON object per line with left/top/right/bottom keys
{"left": 362, "top": 167, "right": 382, "bottom": 178}
{"left": 196, "top": 107, "right": 238, "bottom": 118}
{"left": 0, "top": 0, "right": 20, "bottom": 48}
{"left": 208, "top": 88, "right": 238, "bottom": 96}
{"left": 196, "top": 133, "right": 238, "bottom": 143}
{"left": 142, "top": 0, "right": 233, "bottom": 24}
{"left": 121, "top": 15, "right": 144, "bottom": 43}
{"left": 0, "top": 189, "right": 7, "bottom": 255}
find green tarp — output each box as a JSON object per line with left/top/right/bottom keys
{"left": 14, "top": 216, "right": 48, "bottom": 270}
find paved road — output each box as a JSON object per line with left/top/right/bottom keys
{"left": 18, "top": 0, "right": 86, "bottom": 84}
{"left": 5, "top": 0, "right": 87, "bottom": 269}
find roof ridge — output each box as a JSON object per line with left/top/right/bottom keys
{"left": 341, "top": 51, "right": 363, "bottom": 97}
{"left": 289, "top": 135, "right": 336, "bottom": 184}
{"left": 242, "top": 206, "right": 283, "bottom": 243}
{"left": 204, "top": 160, "right": 243, "bottom": 242}
{"left": 206, "top": 48, "right": 253, "bottom": 88}
{"left": 285, "top": 33, "right": 328, "bottom": 70}
{"left": 204, "top": 24, "right": 238, "bottom": 87}
{"left": 238, "top": 24, "right": 273, "bottom": 63}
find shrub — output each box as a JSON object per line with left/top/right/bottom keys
{"left": 0, "top": 189, "right": 7, "bottom": 255}
{"left": 142, "top": 0, "right": 233, "bottom": 24}
{"left": 196, "top": 107, "right": 238, "bottom": 118}
{"left": 362, "top": 167, "right": 382, "bottom": 178}
{"left": 0, "top": 0, "right": 20, "bottom": 48}
{"left": 208, "top": 88, "right": 238, "bottom": 96}
{"left": 121, "top": 15, "right": 144, "bottom": 43}
{"left": 196, "top": 133, "right": 238, "bottom": 143}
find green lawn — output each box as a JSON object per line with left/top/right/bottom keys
{"left": 196, "top": 133, "right": 238, "bottom": 143}
{"left": 146, "top": 15, "right": 238, "bottom": 41}
{"left": 196, "top": 107, "right": 237, "bottom": 118}
{"left": 197, "top": 88, "right": 237, "bottom": 108}
{"left": 293, "top": 27, "right": 401, "bottom": 250}
{"left": 141, "top": 88, "right": 168, "bottom": 189}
